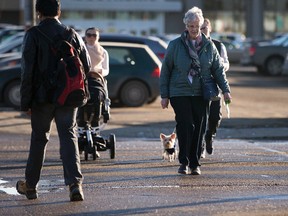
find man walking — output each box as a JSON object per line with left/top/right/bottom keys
{"left": 201, "top": 18, "right": 230, "bottom": 157}
{"left": 16, "top": 0, "right": 91, "bottom": 201}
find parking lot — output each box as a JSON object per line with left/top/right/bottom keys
{"left": 0, "top": 65, "right": 288, "bottom": 215}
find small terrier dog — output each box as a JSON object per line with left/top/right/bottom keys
{"left": 160, "top": 132, "right": 177, "bottom": 162}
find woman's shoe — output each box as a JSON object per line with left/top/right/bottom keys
{"left": 178, "top": 164, "right": 188, "bottom": 174}
{"left": 191, "top": 166, "right": 201, "bottom": 175}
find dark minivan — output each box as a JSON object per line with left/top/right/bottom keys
{"left": 100, "top": 34, "right": 167, "bottom": 62}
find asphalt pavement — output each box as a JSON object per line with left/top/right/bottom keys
{"left": 0, "top": 133, "right": 288, "bottom": 216}
{"left": 0, "top": 101, "right": 288, "bottom": 216}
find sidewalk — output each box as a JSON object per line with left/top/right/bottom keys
{"left": 1, "top": 108, "right": 287, "bottom": 141}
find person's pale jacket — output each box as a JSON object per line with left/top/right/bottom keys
{"left": 160, "top": 32, "right": 230, "bottom": 99}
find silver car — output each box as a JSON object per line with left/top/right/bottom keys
{"left": 247, "top": 34, "right": 288, "bottom": 76}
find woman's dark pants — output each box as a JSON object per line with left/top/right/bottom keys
{"left": 170, "top": 96, "right": 209, "bottom": 169}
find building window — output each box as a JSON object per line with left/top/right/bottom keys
{"left": 61, "top": 10, "right": 157, "bottom": 21}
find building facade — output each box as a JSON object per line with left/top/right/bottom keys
{"left": 60, "top": 0, "right": 182, "bottom": 36}
{"left": 0, "top": 0, "right": 288, "bottom": 39}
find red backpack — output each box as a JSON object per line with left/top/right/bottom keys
{"left": 36, "top": 27, "right": 89, "bottom": 107}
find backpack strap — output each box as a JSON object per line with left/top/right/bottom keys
{"left": 36, "top": 26, "right": 78, "bottom": 56}
{"left": 211, "top": 38, "right": 222, "bottom": 55}
{"left": 35, "top": 26, "right": 54, "bottom": 43}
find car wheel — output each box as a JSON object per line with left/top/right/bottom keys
{"left": 108, "top": 133, "right": 116, "bottom": 159}
{"left": 265, "top": 57, "right": 284, "bottom": 76}
{"left": 120, "top": 80, "right": 149, "bottom": 107}
{"left": 4, "top": 80, "right": 21, "bottom": 109}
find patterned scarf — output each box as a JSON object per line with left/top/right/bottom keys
{"left": 181, "top": 30, "right": 202, "bottom": 78}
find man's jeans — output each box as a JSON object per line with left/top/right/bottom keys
{"left": 207, "top": 99, "right": 222, "bottom": 137}
{"left": 25, "top": 103, "right": 83, "bottom": 188}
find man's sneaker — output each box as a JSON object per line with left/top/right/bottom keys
{"left": 205, "top": 135, "right": 214, "bottom": 155}
{"left": 178, "top": 164, "right": 188, "bottom": 174}
{"left": 69, "top": 183, "right": 84, "bottom": 201}
{"left": 191, "top": 166, "right": 201, "bottom": 175}
{"left": 16, "top": 180, "right": 38, "bottom": 200}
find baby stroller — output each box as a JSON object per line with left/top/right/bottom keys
{"left": 77, "top": 73, "right": 116, "bottom": 161}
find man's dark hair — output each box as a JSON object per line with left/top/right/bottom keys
{"left": 36, "top": 0, "right": 61, "bottom": 17}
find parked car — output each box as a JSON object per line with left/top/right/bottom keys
{"left": 0, "top": 52, "right": 21, "bottom": 62}
{"left": 0, "top": 41, "right": 162, "bottom": 108}
{"left": 2, "top": 30, "right": 168, "bottom": 61}
{"left": 102, "top": 41, "right": 161, "bottom": 106}
{"left": 0, "top": 65, "right": 21, "bottom": 108}
{"left": 0, "top": 37, "right": 23, "bottom": 54}
{"left": 245, "top": 34, "right": 288, "bottom": 75}
{"left": 0, "top": 31, "right": 25, "bottom": 47}
{"left": 1, "top": 31, "right": 168, "bottom": 62}
{"left": 222, "top": 40, "right": 244, "bottom": 64}
{"left": 156, "top": 34, "right": 180, "bottom": 44}
{"left": 211, "top": 32, "right": 246, "bottom": 48}
{"left": 0, "top": 23, "right": 18, "bottom": 31}
{"left": 0, "top": 53, "right": 21, "bottom": 69}
{"left": 240, "top": 38, "right": 270, "bottom": 66}
{"left": 240, "top": 39, "right": 255, "bottom": 66}
{"left": 281, "top": 53, "right": 288, "bottom": 75}
{"left": 0, "top": 26, "right": 24, "bottom": 44}
{"left": 207, "top": 32, "right": 246, "bottom": 64}
{"left": 99, "top": 34, "right": 167, "bottom": 62}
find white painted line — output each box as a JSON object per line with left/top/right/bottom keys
{"left": 0, "top": 179, "right": 65, "bottom": 196}
{"left": 110, "top": 185, "right": 180, "bottom": 189}
{"left": 0, "top": 179, "right": 19, "bottom": 195}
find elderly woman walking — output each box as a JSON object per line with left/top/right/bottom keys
{"left": 160, "top": 7, "right": 232, "bottom": 175}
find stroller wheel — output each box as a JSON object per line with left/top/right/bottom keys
{"left": 92, "top": 145, "right": 97, "bottom": 160}
{"left": 84, "top": 145, "right": 89, "bottom": 161}
{"left": 108, "top": 133, "right": 116, "bottom": 159}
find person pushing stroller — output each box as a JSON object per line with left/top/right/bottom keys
{"left": 77, "top": 27, "right": 110, "bottom": 158}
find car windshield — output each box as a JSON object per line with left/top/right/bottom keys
{"left": 105, "top": 47, "right": 135, "bottom": 65}
{"left": 0, "top": 37, "right": 23, "bottom": 54}
{"left": 0, "top": 32, "right": 24, "bottom": 47}
{"left": 271, "top": 34, "right": 288, "bottom": 45}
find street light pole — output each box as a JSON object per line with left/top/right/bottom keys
{"left": 24, "top": 0, "right": 36, "bottom": 26}
{"left": 32, "top": 0, "right": 36, "bottom": 26}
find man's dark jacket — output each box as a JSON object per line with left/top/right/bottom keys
{"left": 20, "top": 18, "right": 91, "bottom": 111}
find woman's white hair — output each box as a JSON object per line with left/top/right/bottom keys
{"left": 183, "top": 6, "right": 204, "bottom": 26}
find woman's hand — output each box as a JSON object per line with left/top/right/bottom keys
{"left": 223, "top": 92, "right": 232, "bottom": 104}
{"left": 161, "top": 98, "right": 169, "bottom": 109}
